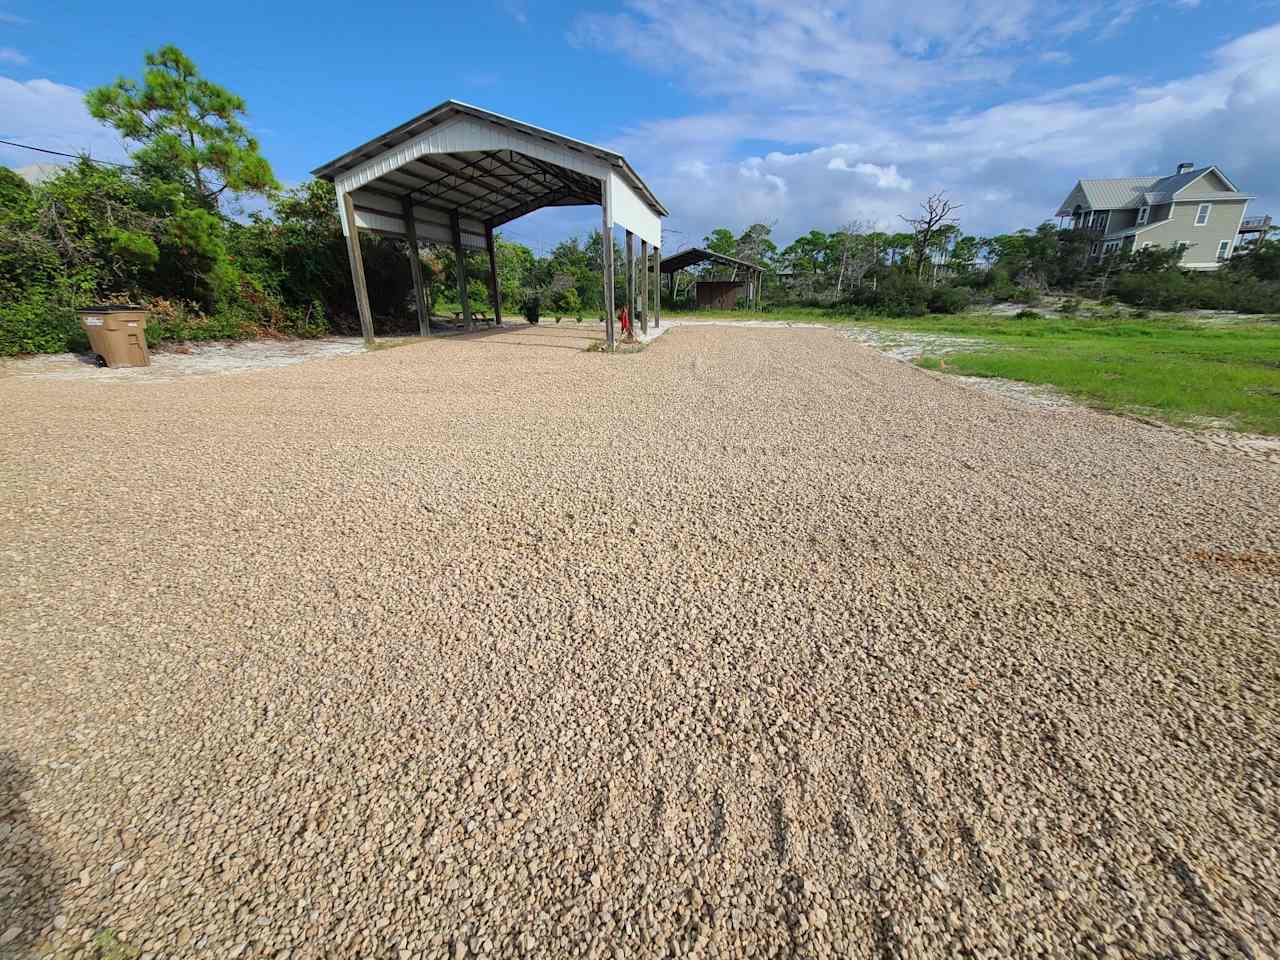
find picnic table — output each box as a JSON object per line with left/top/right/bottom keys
{"left": 450, "top": 310, "right": 494, "bottom": 326}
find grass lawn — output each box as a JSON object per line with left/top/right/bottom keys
{"left": 665, "top": 306, "right": 1280, "bottom": 434}
{"left": 892, "top": 313, "right": 1280, "bottom": 435}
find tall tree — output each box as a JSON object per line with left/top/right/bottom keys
{"left": 901, "top": 192, "right": 961, "bottom": 280}
{"left": 703, "top": 228, "right": 737, "bottom": 256}
{"left": 87, "top": 45, "right": 278, "bottom": 208}
{"left": 735, "top": 223, "right": 777, "bottom": 267}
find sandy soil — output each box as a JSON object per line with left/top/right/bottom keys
{"left": 2, "top": 322, "right": 1277, "bottom": 959}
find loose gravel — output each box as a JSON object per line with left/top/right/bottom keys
{"left": 1, "top": 338, "right": 368, "bottom": 384}
{"left": 2, "top": 323, "right": 1278, "bottom": 960}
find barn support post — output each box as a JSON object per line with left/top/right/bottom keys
{"left": 639, "top": 238, "right": 649, "bottom": 335}
{"left": 484, "top": 223, "right": 503, "bottom": 327}
{"left": 450, "top": 211, "right": 473, "bottom": 331}
{"left": 401, "top": 197, "right": 431, "bottom": 337}
{"left": 340, "top": 191, "right": 375, "bottom": 346}
{"left": 656, "top": 250, "right": 662, "bottom": 322}
{"left": 624, "top": 230, "right": 635, "bottom": 342}
{"left": 600, "top": 181, "right": 616, "bottom": 351}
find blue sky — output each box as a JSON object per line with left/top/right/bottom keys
{"left": 3, "top": 0, "right": 1280, "bottom": 253}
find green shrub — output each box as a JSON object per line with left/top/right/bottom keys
{"left": 842, "top": 273, "right": 930, "bottom": 316}
{"left": 927, "top": 286, "right": 972, "bottom": 314}
{"left": 1015, "top": 309, "right": 1042, "bottom": 320}
{"left": 0, "top": 290, "right": 84, "bottom": 356}
{"left": 523, "top": 295, "right": 540, "bottom": 325}
{"left": 1058, "top": 298, "right": 1080, "bottom": 315}
{"left": 551, "top": 286, "right": 581, "bottom": 316}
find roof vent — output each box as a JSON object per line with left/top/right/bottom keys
{"left": 1176, "top": 162, "right": 1194, "bottom": 175}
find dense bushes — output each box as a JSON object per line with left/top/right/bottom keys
{"left": 833, "top": 275, "right": 973, "bottom": 317}
{"left": 0, "top": 161, "right": 432, "bottom": 355}
{"left": 926, "top": 284, "right": 972, "bottom": 314}
{"left": 1109, "top": 262, "right": 1280, "bottom": 313}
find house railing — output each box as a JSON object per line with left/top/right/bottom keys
{"left": 1239, "top": 215, "right": 1272, "bottom": 230}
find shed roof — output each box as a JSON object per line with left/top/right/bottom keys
{"left": 660, "top": 247, "right": 763, "bottom": 274}
{"left": 312, "top": 100, "right": 667, "bottom": 230}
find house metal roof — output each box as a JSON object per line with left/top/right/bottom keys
{"left": 1056, "top": 166, "right": 1242, "bottom": 215}
{"left": 1059, "top": 177, "right": 1160, "bottom": 214}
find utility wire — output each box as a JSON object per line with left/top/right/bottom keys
{"left": 0, "top": 138, "right": 131, "bottom": 168}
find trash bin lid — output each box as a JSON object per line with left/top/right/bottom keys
{"left": 80, "top": 303, "right": 145, "bottom": 312}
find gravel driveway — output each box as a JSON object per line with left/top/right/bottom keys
{"left": 2, "top": 323, "right": 1277, "bottom": 960}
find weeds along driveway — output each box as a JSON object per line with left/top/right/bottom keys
{"left": 1, "top": 323, "right": 1278, "bottom": 960}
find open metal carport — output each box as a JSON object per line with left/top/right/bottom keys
{"left": 312, "top": 100, "right": 667, "bottom": 350}
{"left": 660, "top": 247, "right": 765, "bottom": 311}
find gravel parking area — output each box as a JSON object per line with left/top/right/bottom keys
{"left": 2, "top": 323, "right": 1277, "bottom": 960}
{"left": 0, "top": 338, "right": 367, "bottom": 383}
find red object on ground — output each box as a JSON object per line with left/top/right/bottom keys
{"left": 619, "top": 306, "right": 631, "bottom": 337}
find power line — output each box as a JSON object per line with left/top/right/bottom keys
{"left": 0, "top": 138, "right": 131, "bottom": 168}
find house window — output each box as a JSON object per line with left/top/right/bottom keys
{"left": 1217, "top": 240, "right": 1230, "bottom": 261}
{"left": 1195, "top": 203, "right": 1211, "bottom": 226}
{"left": 1136, "top": 205, "right": 1150, "bottom": 226}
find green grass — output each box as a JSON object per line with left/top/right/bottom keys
{"left": 880, "top": 313, "right": 1280, "bottom": 435}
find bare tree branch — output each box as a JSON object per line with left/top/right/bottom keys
{"left": 901, "top": 192, "right": 962, "bottom": 280}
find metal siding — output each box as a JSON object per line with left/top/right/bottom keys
{"left": 607, "top": 170, "right": 661, "bottom": 247}
{"left": 335, "top": 115, "right": 611, "bottom": 197}
{"left": 343, "top": 188, "right": 485, "bottom": 248}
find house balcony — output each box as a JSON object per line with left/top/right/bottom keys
{"left": 1238, "top": 214, "right": 1272, "bottom": 234}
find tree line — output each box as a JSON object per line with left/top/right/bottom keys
{"left": 679, "top": 198, "right": 1280, "bottom": 316}
{"left": 3, "top": 45, "right": 1278, "bottom": 357}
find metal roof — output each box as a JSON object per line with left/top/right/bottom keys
{"left": 312, "top": 100, "right": 666, "bottom": 228}
{"left": 1057, "top": 166, "right": 1243, "bottom": 215}
{"left": 1058, "top": 177, "right": 1159, "bottom": 214}
{"left": 659, "top": 247, "right": 764, "bottom": 274}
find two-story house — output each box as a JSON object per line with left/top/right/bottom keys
{"left": 1055, "top": 163, "right": 1253, "bottom": 270}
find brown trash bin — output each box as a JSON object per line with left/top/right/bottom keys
{"left": 79, "top": 304, "right": 151, "bottom": 368}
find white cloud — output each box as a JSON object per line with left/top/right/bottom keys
{"left": 1040, "top": 50, "right": 1073, "bottom": 65}
{"left": 585, "top": 7, "right": 1277, "bottom": 249}
{"left": 854, "top": 162, "right": 912, "bottom": 191}
{"left": 0, "top": 46, "right": 27, "bottom": 64}
{"left": 0, "top": 75, "right": 127, "bottom": 168}
{"left": 827, "top": 157, "right": 912, "bottom": 190}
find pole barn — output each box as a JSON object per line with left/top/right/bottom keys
{"left": 312, "top": 101, "right": 667, "bottom": 351}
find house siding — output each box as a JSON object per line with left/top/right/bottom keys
{"left": 1136, "top": 199, "right": 1248, "bottom": 268}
